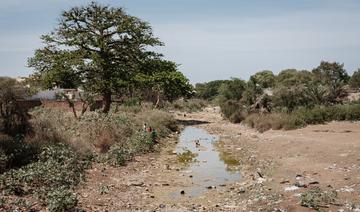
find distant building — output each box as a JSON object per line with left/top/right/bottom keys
{"left": 27, "top": 89, "right": 80, "bottom": 100}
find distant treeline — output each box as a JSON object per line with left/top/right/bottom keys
{"left": 194, "top": 61, "right": 360, "bottom": 130}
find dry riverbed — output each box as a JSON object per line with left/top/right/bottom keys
{"left": 76, "top": 107, "right": 360, "bottom": 211}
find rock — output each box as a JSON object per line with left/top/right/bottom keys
{"left": 180, "top": 190, "right": 185, "bottom": 195}
{"left": 238, "top": 187, "right": 245, "bottom": 193}
{"left": 159, "top": 204, "right": 166, "bottom": 208}
{"left": 294, "top": 181, "right": 307, "bottom": 188}
{"left": 189, "top": 175, "right": 193, "bottom": 178}
{"left": 150, "top": 195, "right": 155, "bottom": 198}
{"left": 130, "top": 182, "right": 145, "bottom": 187}
{"left": 280, "top": 180, "right": 290, "bottom": 184}
{"left": 257, "top": 177, "right": 266, "bottom": 184}
{"left": 162, "top": 183, "right": 170, "bottom": 186}
{"left": 207, "top": 186, "right": 216, "bottom": 189}
{"left": 308, "top": 181, "right": 319, "bottom": 185}
{"left": 295, "top": 174, "right": 303, "bottom": 180}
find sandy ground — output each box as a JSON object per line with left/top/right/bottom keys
{"left": 76, "top": 108, "right": 360, "bottom": 211}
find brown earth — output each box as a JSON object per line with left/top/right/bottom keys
{"left": 76, "top": 107, "right": 360, "bottom": 211}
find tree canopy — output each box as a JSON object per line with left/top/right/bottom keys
{"left": 249, "top": 70, "right": 275, "bottom": 89}
{"left": 28, "top": 2, "right": 191, "bottom": 112}
{"left": 350, "top": 69, "right": 360, "bottom": 89}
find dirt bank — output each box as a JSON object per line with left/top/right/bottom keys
{"left": 76, "top": 107, "right": 360, "bottom": 211}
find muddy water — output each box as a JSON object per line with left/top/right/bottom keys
{"left": 172, "top": 126, "right": 241, "bottom": 198}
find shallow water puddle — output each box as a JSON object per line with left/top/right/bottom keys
{"left": 172, "top": 126, "right": 241, "bottom": 198}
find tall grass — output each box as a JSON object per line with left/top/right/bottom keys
{"left": 0, "top": 105, "right": 178, "bottom": 210}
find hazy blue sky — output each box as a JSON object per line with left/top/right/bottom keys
{"left": 0, "top": 0, "right": 359, "bottom": 83}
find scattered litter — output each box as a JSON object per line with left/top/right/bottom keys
{"left": 284, "top": 186, "right": 300, "bottom": 192}
{"left": 337, "top": 186, "right": 355, "bottom": 193}
{"left": 257, "top": 177, "right": 266, "bottom": 184}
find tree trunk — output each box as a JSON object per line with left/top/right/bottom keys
{"left": 154, "top": 92, "right": 160, "bottom": 108}
{"left": 102, "top": 92, "right": 112, "bottom": 113}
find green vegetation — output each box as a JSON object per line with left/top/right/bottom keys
{"left": 177, "top": 150, "right": 198, "bottom": 164}
{"left": 195, "top": 61, "right": 360, "bottom": 131}
{"left": 1, "top": 104, "right": 178, "bottom": 210}
{"left": 28, "top": 2, "right": 192, "bottom": 113}
{"left": 168, "top": 98, "right": 208, "bottom": 112}
{"left": 300, "top": 187, "right": 337, "bottom": 210}
{"left": 244, "top": 104, "right": 360, "bottom": 132}
{"left": 195, "top": 80, "right": 229, "bottom": 100}
{"left": 0, "top": 144, "right": 86, "bottom": 211}
{"left": 1, "top": 2, "right": 187, "bottom": 210}
{"left": 350, "top": 69, "right": 360, "bottom": 89}
{"left": 0, "top": 78, "right": 31, "bottom": 136}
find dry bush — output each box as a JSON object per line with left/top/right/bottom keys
{"left": 30, "top": 108, "right": 133, "bottom": 153}
{"left": 170, "top": 98, "right": 208, "bottom": 112}
{"left": 136, "top": 109, "right": 178, "bottom": 137}
{"left": 229, "top": 110, "right": 247, "bottom": 123}
{"left": 94, "top": 130, "right": 115, "bottom": 153}
{"left": 244, "top": 113, "right": 298, "bottom": 132}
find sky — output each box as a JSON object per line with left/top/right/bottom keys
{"left": 0, "top": 0, "right": 360, "bottom": 84}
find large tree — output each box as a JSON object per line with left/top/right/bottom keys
{"left": 312, "top": 61, "right": 349, "bottom": 103}
{"left": 134, "top": 59, "right": 193, "bottom": 107}
{"left": 28, "top": 2, "right": 163, "bottom": 113}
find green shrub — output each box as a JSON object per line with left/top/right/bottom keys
{"left": 42, "top": 186, "right": 78, "bottom": 211}
{"left": 106, "top": 147, "right": 130, "bottom": 166}
{"left": 0, "top": 135, "right": 41, "bottom": 171}
{"left": 300, "top": 187, "right": 337, "bottom": 210}
{"left": 123, "top": 97, "right": 141, "bottom": 107}
{"left": 130, "top": 131, "right": 154, "bottom": 153}
{"left": 0, "top": 143, "right": 87, "bottom": 210}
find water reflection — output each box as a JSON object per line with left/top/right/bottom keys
{"left": 172, "top": 126, "right": 241, "bottom": 198}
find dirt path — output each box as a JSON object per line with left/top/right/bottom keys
{"left": 76, "top": 108, "right": 360, "bottom": 211}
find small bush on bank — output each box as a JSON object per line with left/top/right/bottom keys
{"left": 220, "top": 100, "right": 241, "bottom": 120}
{"left": 300, "top": 187, "right": 337, "bottom": 210}
{"left": 105, "top": 131, "right": 155, "bottom": 166}
{"left": 136, "top": 109, "right": 178, "bottom": 137}
{"left": 42, "top": 186, "right": 78, "bottom": 212}
{"left": 229, "top": 110, "right": 247, "bottom": 124}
